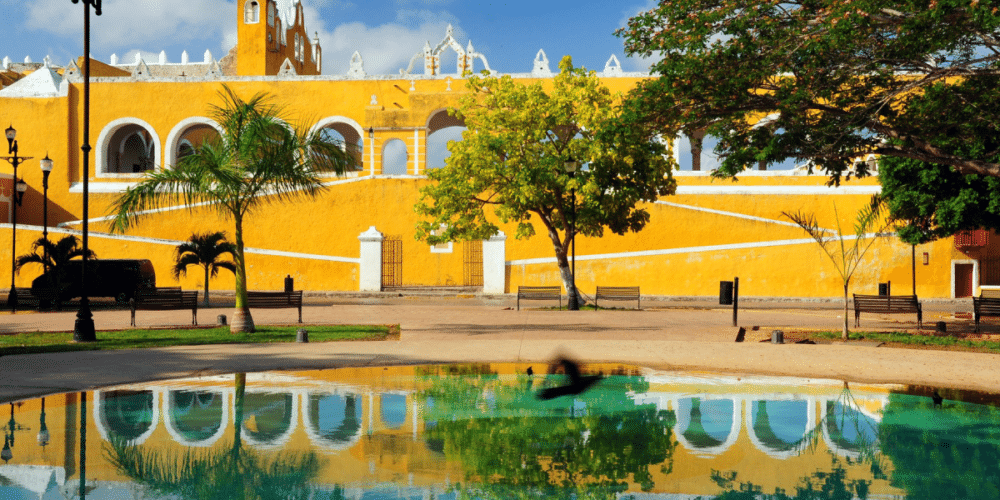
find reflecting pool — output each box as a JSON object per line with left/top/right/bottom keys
{"left": 1, "top": 363, "right": 999, "bottom": 499}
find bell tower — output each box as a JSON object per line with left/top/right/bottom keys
{"left": 235, "top": 0, "right": 321, "bottom": 76}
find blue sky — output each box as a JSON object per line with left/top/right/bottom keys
{"left": 0, "top": 0, "right": 658, "bottom": 76}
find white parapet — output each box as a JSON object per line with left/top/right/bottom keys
{"left": 358, "top": 226, "right": 384, "bottom": 292}
{"left": 483, "top": 231, "right": 507, "bottom": 294}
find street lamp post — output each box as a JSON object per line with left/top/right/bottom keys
{"left": 564, "top": 158, "right": 580, "bottom": 311}
{"left": 40, "top": 155, "right": 52, "bottom": 244}
{"left": 3, "top": 125, "right": 34, "bottom": 312}
{"left": 72, "top": 0, "right": 102, "bottom": 342}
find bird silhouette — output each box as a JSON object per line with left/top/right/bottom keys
{"left": 537, "top": 357, "right": 603, "bottom": 400}
{"left": 526, "top": 366, "right": 534, "bottom": 376}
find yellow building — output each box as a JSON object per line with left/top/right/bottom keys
{"left": 0, "top": 0, "right": 995, "bottom": 301}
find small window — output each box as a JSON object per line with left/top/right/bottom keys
{"left": 430, "top": 226, "right": 453, "bottom": 254}
{"left": 244, "top": 0, "right": 260, "bottom": 24}
{"left": 267, "top": 1, "right": 275, "bottom": 26}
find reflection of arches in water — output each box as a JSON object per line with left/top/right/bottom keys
{"left": 304, "top": 392, "right": 363, "bottom": 450}
{"left": 675, "top": 398, "right": 740, "bottom": 456}
{"left": 240, "top": 392, "right": 296, "bottom": 448}
{"left": 164, "top": 390, "right": 227, "bottom": 447}
{"left": 381, "top": 393, "right": 407, "bottom": 429}
{"left": 747, "top": 399, "right": 814, "bottom": 459}
{"left": 94, "top": 390, "right": 158, "bottom": 445}
{"left": 823, "top": 401, "right": 880, "bottom": 459}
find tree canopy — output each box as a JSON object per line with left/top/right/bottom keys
{"left": 617, "top": 0, "right": 1000, "bottom": 183}
{"left": 415, "top": 57, "right": 675, "bottom": 305}
{"left": 111, "top": 86, "right": 356, "bottom": 332}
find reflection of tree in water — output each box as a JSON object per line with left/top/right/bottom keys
{"left": 682, "top": 399, "right": 730, "bottom": 448}
{"left": 101, "top": 390, "right": 155, "bottom": 442}
{"left": 879, "top": 390, "right": 1000, "bottom": 500}
{"left": 752, "top": 401, "right": 809, "bottom": 452}
{"left": 105, "top": 374, "right": 324, "bottom": 500}
{"left": 170, "top": 390, "right": 224, "bottom": 442}
{"left": 242, "top": 393, "right": 294, "bottom": 443}
{"left": 416, "top": 365, "right": 676, "bottom": 499}
{"left": 701, "top": 457, "right": 872, "bottom": 500}
{"left": 308, "top": 394, "right": 361, "bottom": 443}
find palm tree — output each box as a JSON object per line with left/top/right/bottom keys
{"left": 783, "top": 196, "right": 893, "bottom": 340}
{"left": 110, "top": 85, "right": 356, "bottom": 333}
{"left": 15, "top": 235, "right": 96, "bottom": 309}
{"left": 173, "top": 231, "right": 238, "bottom": 306}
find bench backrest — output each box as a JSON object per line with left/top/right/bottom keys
{"left": 853, "top": 294, "right": 920, "bottom": 311}
{"left": 974, "top": 296, "right": 1000, "bottom": 313}
{"left": 135, "top": 289, "right": 198, "bottom": 306}
{"left": 596, "top": 286, "right": 640, "bottom": 297}
{"left": 246, "top": 290, "right": 303, "bottom": 305}
{"left": 517, "top": 286, "right": 561, "bottom": 297}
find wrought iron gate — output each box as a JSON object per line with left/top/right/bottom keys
{"left": 463, "top": 241, "right": 484, "bottom": 287}
{"left": 382, "top": 236, "right": 402, "bottom": 289}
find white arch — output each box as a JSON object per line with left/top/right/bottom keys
{"left": 162, "top": 389, "right": 230, "bottom": 448}
{"left": 309, "top": 116, "right": 364, "bottom": 141}
{"left": 382, "top": 138, "right": 409, "bottom": 175}
{"left": 164, "top": 117, "right": 223, "bottom": 169}
{"left": 819, "top": 395, "right": 884, "bottom": 460}
{"left": 93, "top": 389, "right": 161, "bottom": 446}
{"left": 239, "top": 389, "right": 300, "bottom": 450}
{"left": 301, "top": 389, "right": 365, "bottom": 451}
{"left": 95, "top": 117, "right": 162, "bottom": 177}
{"left": 744, "top": 396, "right": 817, "bottom": 460}
{"left": 672, "top": 396, "right": 743, "bottom": 458}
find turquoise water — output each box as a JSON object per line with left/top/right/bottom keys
{"left": 1, "top": 364, "right": 998, "bottom": 499}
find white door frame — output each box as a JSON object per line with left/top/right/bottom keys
{"left": 951, "top": 259, "right": 979, "bottom": 298}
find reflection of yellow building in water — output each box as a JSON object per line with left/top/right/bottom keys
{"left": 0, "top": 0, "right": 995, "bottom": 299}
{"left": 0, "top": 365, "right": 907, "bottom": 498}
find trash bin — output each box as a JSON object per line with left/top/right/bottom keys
{"left": 284, "top": 275, "right": 294, "bottom": 292}
{"left": 878, "top": 282, "right": 891, "bottom": 296}
{"left": 720, "top": 281, "right": 734, "bottom": 305}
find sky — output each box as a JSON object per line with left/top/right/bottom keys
{"left": 0, "top": 0, "right": 659, "bottom": 76}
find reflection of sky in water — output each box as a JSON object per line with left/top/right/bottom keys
{"left": 752, "top": 400, "right": 809, "bottom": 446}
{"left": 826, "top": 401, "right": 879, "bottom": 449}
{"left": 169, "top": 391, "right": 223, "bottom": 442}
{"left": 311, "top": 394, "right": 362, "bottom": 442}
{"left": 242, "top": 393, "right": 293, "bottom": 442}
{"left": 101, "top": 390, "right": 154, "bottom": 442}
{"left": 381, "top": 394, "right": 407, "bottom": 428}
{"left": 677, "top": 398, "right": 734, "bottom": 447}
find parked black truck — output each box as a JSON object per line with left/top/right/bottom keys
{"left": 31, "top": 259, "right": 156, "bottom": 304}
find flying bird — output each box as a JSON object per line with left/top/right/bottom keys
{"left": 537, "top": 357, "right": 603, "bottom": 400}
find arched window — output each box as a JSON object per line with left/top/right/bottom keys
{"left": 426, "top": 109, "right": 466, "bottom": 170}
{"left": 266, "top": 0, "right": 275, "bottom": 26}
{"left": 104, "top": 124, "right": 156, "bottom": 174}
{"left": 244, "top": 0, "right": 260, "bottom": 24}
{"left": 382, "top": 139, "right": 409, "bottom": 175}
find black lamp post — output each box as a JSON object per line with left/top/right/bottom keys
{"left": 40, "top": 155, "right": 52, "bottom": 244}
{"left": 72, "top": 0, "right": 102, "bottom": 342}
{"left": 36, "top": 397, "right": 49, "bottom": 449}
{"left": 564, "top": 158, "right": 580, "bottom": 311}
{"left": 3, "top": 125, "right": 34, "bottom": 312}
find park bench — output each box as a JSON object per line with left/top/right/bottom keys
{"left": 852, "top": 294, "right": 922, "bottom": 329}
{"left": 130, "top": 287, "right": 199, "bottom": 326}
{"left": 516, "top": 286, "right": 562, "bottom": 310}
{"left": 973, "top": 295, "right": 1000, "bottom": 332}
{"left": 595, "top": 286, "right": 641, "bottom": 309}
{"left": 246, "top": 290, "right": 303, "bottom": 323}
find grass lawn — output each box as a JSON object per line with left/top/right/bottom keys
{"left": 0, "top": 324, "right": 398, "bottom": 357}
{"left": 807, "top": 330, "right": 1000, "bottom": 354}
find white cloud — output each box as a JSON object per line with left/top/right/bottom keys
{"left": 619, "top": 0, "right": 660, "bottom": 72}
{"left": 25, "top": 0, "right": 234, "bottom": 57}
{"left": 310, "top": 9, "right": 465, "bottom": 75}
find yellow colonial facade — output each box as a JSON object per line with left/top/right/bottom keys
{"left": 0, "top": 0, "right": 995, "bottom": 301}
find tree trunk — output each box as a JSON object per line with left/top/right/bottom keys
{"left": 843, "top": 281, "right": 850, "bottom": 341}
{"left": 203, "top": 265, "right": 211, "bottom": 307}
{"left": 546, "top": 227, "right": 580, "bottom": 310}
{"left": 231, "top": 215, "right": 255, "bottom": 334}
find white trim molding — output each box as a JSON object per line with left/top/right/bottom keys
{"left": 951, "top": 259, "right": 979, "bottom": 298}
{"left": 164, "top": 117, "right": 223, "bottom": 169}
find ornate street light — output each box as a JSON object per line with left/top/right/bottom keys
{"left": 40, "top": 155, "right": 53, "bottom": 243}
{"left": 2, "top": 125, "right": 34, "bottom": 312}
{"left": 36, "top": 398, "right": 49, "bottom": 448}
{"left": 71, "top": 0, "right": 102, "bottom": 342}
{"left": 564, "top": 158, "right": 580, "bottom": 311}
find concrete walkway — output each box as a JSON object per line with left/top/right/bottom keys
{"left": 1, "top": 294, "right": 997, "bottom": 403}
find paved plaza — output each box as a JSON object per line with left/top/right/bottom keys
{"left": 1, "top": 293, "right": 997, "bottom": 403}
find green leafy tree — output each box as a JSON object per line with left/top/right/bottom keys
{"left": 879, "top": 133, "right": 1000, "bottom": 245}
{"left": 110, "top": 85, "right": 356, "bottom": 333}
{"left": 617, "top": 1, "right": 1000, "bottom": 183}
{"left": 15, "top": 235, "right": 96, "bottom": 309}
{"left": 173, "top": 231, "right": 238, "bottom": 306}
{"left": 416, "top": 57, "right": 675, "bottom": 307}
{"left": 783, "top": 197, "right": 893, "bottom": 339}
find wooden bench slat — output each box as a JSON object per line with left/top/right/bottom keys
{"left": 973, "top": 296, "right": 1000, "bottom": 332}
{"left": 131, "top": 287, "right": 198, "bottom": 326}
{"left": 516, "top": 286, "right": 562, "bottom": 310}
{"left": 853, "top": 294, "right": 922, "bottom": 328}
{"left": 595, "top": 286, "right": 640, "bottom": 309}
{"left": 246, "top": 290, "right": 303, "bottom": 323}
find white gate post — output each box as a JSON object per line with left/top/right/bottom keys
{"left": 482, "top": 231, "right": 507, "bottom": 294}
{"left": 358, "top": 226, "right": 384, "bottom": 291}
